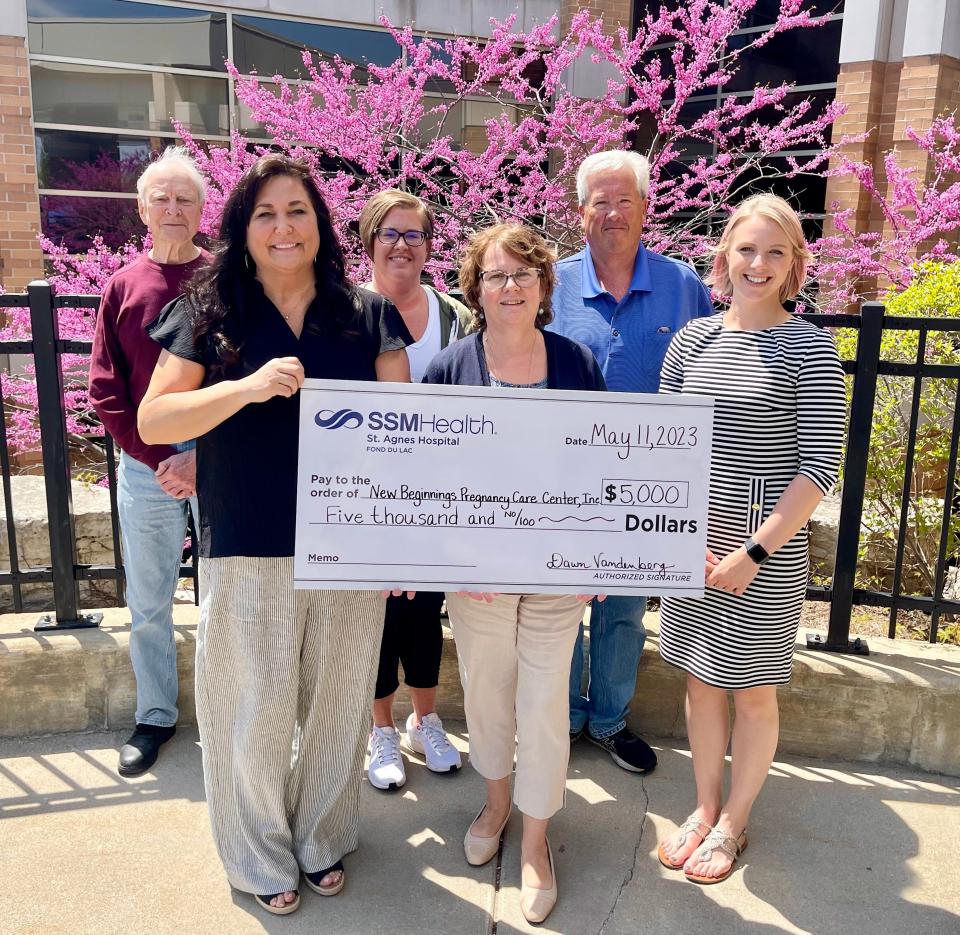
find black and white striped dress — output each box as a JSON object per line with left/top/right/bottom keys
{"left": 658, "top": 313, "right": 846, "bottom": 689}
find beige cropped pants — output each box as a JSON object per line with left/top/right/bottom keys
{"left": 445, "top": 592, "right": 584, "bottom": 820}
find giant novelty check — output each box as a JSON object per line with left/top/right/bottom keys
{"left": 294, "top": 380, "right": 714, "bottom": 597}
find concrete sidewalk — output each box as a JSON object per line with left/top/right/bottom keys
{"left": 0, "top": 726, "right": 958, "bottom": 935}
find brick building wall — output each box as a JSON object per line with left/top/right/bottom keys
{"left": 561, "top": 0, "right": 633, "bottom": 32}
{"left": 0, "top": 34, "right": 43, "bottom": 292}
{"left": 824, "top": 50, "right": 960, "bottom": 296}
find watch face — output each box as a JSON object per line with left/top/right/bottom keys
{"left": 745, "top": 538, "right": 769, "bottom": 564}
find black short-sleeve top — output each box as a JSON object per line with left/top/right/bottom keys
{"left": 148, "top": 280, "right": 411, "bottom": 558}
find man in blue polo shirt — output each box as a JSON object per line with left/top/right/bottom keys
{"left": 550, "top": 149, "right": 713, "bottom": 774}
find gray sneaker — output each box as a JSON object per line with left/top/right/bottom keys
{"left": 405, "top": 713, "right": 461, "bottom": 773}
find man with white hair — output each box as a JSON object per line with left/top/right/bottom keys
{"left": 550, "top": 149, "right": 713, "bottom": 774}
{"left": 89, "top": 147, "right": 206, "bottom": 776}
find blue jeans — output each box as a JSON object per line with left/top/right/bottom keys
{"left": 117, "top": 447, "right": 198, "bottom": 727}
{"left": 568, "top": 595, "right": 647, "bottom": 739}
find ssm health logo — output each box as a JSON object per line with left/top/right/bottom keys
{"left": 314, "top": 408, "right": 363, "bottom": 430}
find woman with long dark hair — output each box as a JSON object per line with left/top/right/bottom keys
{"left": 138, "top": 155, "right": 410, "bottom": 915}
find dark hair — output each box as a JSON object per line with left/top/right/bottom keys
{"left": 187, "top": 154, "right": 352, "bottom": 372}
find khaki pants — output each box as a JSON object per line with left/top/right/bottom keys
{"left": 197, "top": 556, "right": 385, "bottom": 894}
{"left": 445, "top": 592, "right": 584, "bottom": 820}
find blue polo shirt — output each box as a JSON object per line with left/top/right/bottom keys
{"left": 549, "top": 244, "right": 713, "bottom": 393}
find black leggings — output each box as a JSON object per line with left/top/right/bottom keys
{"left": 374, "top": 591, "right": 445, "bottom": 700}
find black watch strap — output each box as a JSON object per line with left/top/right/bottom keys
{"left": 743, "top": 536, "right": 770, "bottom": 565}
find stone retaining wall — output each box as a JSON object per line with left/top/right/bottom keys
{"left": 1, "top": 605, "right": 957, "bottom": 776}
{"left": 0, "top": 475, "right": 119, "bottom": 610}
{"left": 0, "top": 478, "right": 915, "bottom": 610}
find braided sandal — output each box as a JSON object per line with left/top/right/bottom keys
{"left": 657, "top": 814, "right": 713, "bottom": 870}
{"left": 684, "top": 828, "right": 748, "bottom": 884}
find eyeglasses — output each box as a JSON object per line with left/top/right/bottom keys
{"left": 478, "top": 267, "right": 542, "bottom": 290}
{"left": 374, "top": 227, "right": 428, "bottom": 247}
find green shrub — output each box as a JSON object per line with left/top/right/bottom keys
{"left": 833, "top": 262, "right": 960, "bottom": 616}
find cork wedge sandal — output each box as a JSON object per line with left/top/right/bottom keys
{"left": 683, "top": 828, "right": 748, "bottom": 885}
{"left": 657, "top": 814, "right": 713, "bottom": 870}
{"left": 255, "top": 891, "right": 300, "bottom": 915}
{"left": 304, "top": 860, "right": 345, "bottom": 897}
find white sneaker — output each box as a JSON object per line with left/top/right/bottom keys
{"left": 367, "top": 725, "right": 406, "bottom": 790}
{"left": 405, "top": 712, "right": 462, "bottom": 773}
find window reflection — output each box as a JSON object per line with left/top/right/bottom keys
{"left": 27, "top": 0, "right": 227, "bottom": 71}
{"left": 32, "top": 62, "right": 229, "bottom": 135}
{"left": 40, "top": 193, "right": 141, "bottom": 251}
{"left": 741, "top": 0, "right": 844, "bottom": 29}
{"left": 632, "top": 1, "right": 843, "bottom": 29}
{"left": 233, "top": 15, "right": 400, "bottom": 81}
{"left": 724, "top": 19, "right": 842, "bottom": 92}
{"left": 36, "top": 129, "right": 157, "bottom": 192}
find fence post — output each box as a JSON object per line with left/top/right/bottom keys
{"left": 807, "top": 302, "right": 883, "bottom": 656}
{"left": 28, "top": 280, "right": 102, "bottom": 631}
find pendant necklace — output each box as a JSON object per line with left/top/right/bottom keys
{"left": 485, "top": 330, "right": 538, "bottom": 384}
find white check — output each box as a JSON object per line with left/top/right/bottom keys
{"left": 294, "top": 380, "right": 714, "bottom": 597}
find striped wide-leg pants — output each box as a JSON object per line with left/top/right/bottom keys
{"left": 195, "top": 556, "right": 385, "bottom": 895}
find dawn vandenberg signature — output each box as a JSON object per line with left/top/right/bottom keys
{"left": 546, "top": 552, "right": 673, "bottom": 573}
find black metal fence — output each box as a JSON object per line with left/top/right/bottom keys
{"left": 2, "top": 284, "right": 959, "bottom": 649}
{"left": 0, "top": 282, "right": 196, "bottom": 629}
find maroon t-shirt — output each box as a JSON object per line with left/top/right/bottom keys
{"left": 88, "top": 252, "right": 207, "bottom": 470}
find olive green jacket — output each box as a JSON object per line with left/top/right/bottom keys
{"left": 361, "top": 282, "right": 473, "bottom": 349}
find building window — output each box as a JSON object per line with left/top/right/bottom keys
{"left": 724, "top": 18, "right": 843, "bottom": 93}
{"left": 26, "top": 0, "right": 227, "bottom": 71}
{"left": 39, "top": 194, "right": 141, "bottom": 251}
{"left": 232, "top": 15, "right": 401, "bottom": 81}
{"left": 31, "top": 62, "right": 230, "bottom": 136}
{"left": 27, "top": 0, "right": 521, "bottom": 249}
{"left": 36, "top": 129, "right": 155, "bottom": 192}
{"left": 633, "top": 0, "right": 844, "bottom": 220}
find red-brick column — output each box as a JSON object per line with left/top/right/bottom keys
{"left": 561, "top": 0, "right": 632, "bottom": 36}
{"left": 824, "top": 52, "right": 960, "bottom": 300}
{"left": 0, "top": 34, "right": 43, "bottom": 292}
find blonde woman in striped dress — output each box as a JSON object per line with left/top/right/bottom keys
{"left": 655, "top": 194, "right": 846, "bottom": 884}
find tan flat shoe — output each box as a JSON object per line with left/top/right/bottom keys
{"left": 463, "top": 804, "right": 511, "bottom": 866}
{"left": 520, "top": 839, "right": 557, "bottom": 925}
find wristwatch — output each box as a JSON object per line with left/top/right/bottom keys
{"left": 743, "top": 536, "right": 770, "bottom": 565}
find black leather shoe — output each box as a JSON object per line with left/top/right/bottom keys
{"left": 118, "top": 723, "right": 176, "bottom": 777}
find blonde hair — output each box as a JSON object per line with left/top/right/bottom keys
{"left": 458, "top": 224, "right": 556, "bottom": 332}
{"left": 707, "top": 194, "right": 811, "bottom": 302}
{"left": 357, "top": 189, "right": 433, "bottom": 258}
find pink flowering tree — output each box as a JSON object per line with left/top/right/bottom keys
{"left": 4, "top": 4, "right": 849, "bottom": 463}
{"left": 6, "top": 3, "right": 954, "bottom": 466}
{"left": 0, "top": 237, "right": 146, "bottom": 462}
{"left": 816, "top": 115, "right": 960, "bottom": 312}
{"left": 182, "top": 3, "right": 840, "bottom": 285}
